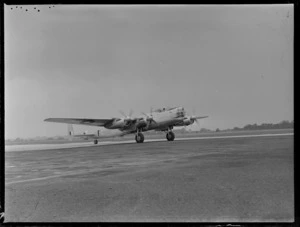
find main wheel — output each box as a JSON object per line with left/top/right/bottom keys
{"left": 166, "top": 131, "right": 175, "bottom": 141}
{"left": 135, "top": 132, "right": 144, "bottom": 143}
{"left": 94, "top": 139, "right": 98, "bottom": 144}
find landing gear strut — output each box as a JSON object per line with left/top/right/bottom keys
{"left": 135, "top": 129, "right": 144, "bottom": 143}
{"left": 94, "top": 139, "right": 98, "bottom": 144}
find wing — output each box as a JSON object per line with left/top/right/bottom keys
{"left": 195, "top": 116, "right": 209, "bottom": 119}
{"left": 72, "top": 134, "right": 97, "bottom": 137}
{"left": 44, "top": 118, "right": 114, "bottom": 127}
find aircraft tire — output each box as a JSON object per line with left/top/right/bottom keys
{"left": 166, "top": 131, "right": 175, "bottom": 141}
{"left": 94, "top": 139, "right": 98, "bottom": 145}
{"left": 135, "top": 132, "right": 144, "bottom": 143}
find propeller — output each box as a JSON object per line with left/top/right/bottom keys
{"left": 141, "top": 112, "right": 156, "bottom": 124}
{"left": 141, "top": 107, "right": 156, "bottom": 124}
{"left": 119, "top": 109, "right": 134, "bottom": 122}
{"left": 184, "top": 115, "right": 197, "bottom": 131}
{"left": 186, "top": 109, "right": 208, "bottom": 131}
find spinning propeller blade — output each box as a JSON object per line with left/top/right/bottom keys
{"left": 141, "top": 111, "right": 156, "bottom": 124}
{"left": 119, "top": 109, "right": 134, "bottom": 121}
{"left": 129, "top": 109, "right": 133, "bottom": 117}
{"left": 119, "top": 110, "right": 126, "bottom": 118}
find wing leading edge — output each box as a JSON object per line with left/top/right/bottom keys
{"left": 44, "top": 118, "right": 114, "bottom": 127}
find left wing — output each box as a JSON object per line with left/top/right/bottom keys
{"left": 44, "top": 118, "right": 114, "bottom": 127}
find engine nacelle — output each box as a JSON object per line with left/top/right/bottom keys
{"left": 183, "top": 118, "right": 194, "bottom": 126}
{"left": 106, "top": 119, "right": 129, "bottom": 129}
{"left": 136, "top": 119, "right": 147, "bottom": 128}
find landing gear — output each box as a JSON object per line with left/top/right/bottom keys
{"left": 166, "top": 126, "right": 175, "bottom": 141}
{"left": 94, "top": 139, "right": 98, "bottom": 145}
{"left": 166, "top": 131, "right": 175, "bottom": 141}
{"left": 135, "top": 132, "right": 144, "bottom": 143}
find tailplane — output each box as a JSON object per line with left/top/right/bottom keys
{"left": 68, "top": 124, "right": 74, "bottom": 136}
{"left": 67, "top": 124, "right": 99, "bottom": 139}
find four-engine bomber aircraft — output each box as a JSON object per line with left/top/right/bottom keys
{"left": 44, "top": 107, "right": 208, "bottom": 144}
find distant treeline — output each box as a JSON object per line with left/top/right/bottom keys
{"left": 210, "top": 120, "right": 294, "bottom": 132}
{"left": 191, "top": 120, "right": 293, "bottom": 133}
{"left": 180, "top": 120, "right": 294, "bottom": 133}
{"left": 231, "top": 120, "right": 294, "bottom": 131}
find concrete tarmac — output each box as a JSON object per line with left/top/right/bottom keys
{"left": 5, "top": 132, "right": 293, "bottom": 152}
{"left": 5, "top": 134, "right": 294, "bottom": 222}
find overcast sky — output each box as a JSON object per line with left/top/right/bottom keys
{"left": 5, "top": 4, "right": 293, "bottom": 139}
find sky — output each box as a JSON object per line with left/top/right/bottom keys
{"left": 5, "top": 4, "right": 293, "bottom": 139}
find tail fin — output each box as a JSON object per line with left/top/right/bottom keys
{"left": 67, "top": 124, "right": 74, "bottom": 136}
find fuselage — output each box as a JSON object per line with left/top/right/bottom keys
{"left": 146, "top": 107, "right": 185, "bottom": 130}
{"left": 104, "top": 107, "right": 186, "bottom": 133}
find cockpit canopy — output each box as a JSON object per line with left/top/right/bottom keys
{"left": 153, "top": 107, "right": 184, "bottom": 113}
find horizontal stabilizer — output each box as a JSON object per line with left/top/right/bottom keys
{"left": 72, "top": 134, "right": 98, "bottom": 138}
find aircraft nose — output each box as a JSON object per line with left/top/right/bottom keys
{"left": 182, "top": 108, "right": 186, "bottom": 115}
{"left": 178, "top": 107, "right": 184, "bottom": 112}
{"left": 177, "top": 107, "right": 185, "bottom": 117}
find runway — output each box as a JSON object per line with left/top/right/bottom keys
{"left": 5, "top": 133, "right": 294, "bottom": 222}
{"left": 5, "top": 132, "right": 293, "bottom": 152}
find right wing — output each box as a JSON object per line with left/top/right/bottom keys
{"left": 195, "top": 116, "right": 209, "bottom": 119}
{"left": 44, "top": 118, "right": 114, "bottom": 127}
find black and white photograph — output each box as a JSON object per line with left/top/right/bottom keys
{"left": 4, "top": 4, "right": 293, "bottom": 222}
